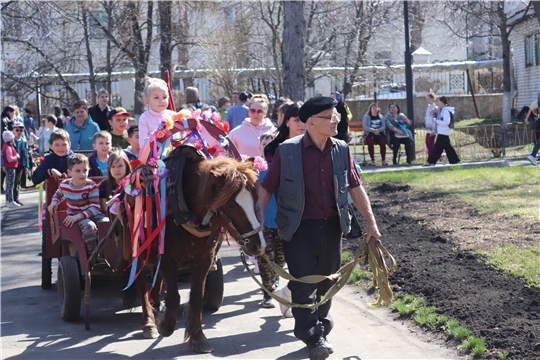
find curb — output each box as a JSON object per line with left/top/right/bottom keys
{"left": 361, "top": 159, "right": 512, "bottom": 174}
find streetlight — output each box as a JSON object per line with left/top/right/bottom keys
{"left": 31, "top": 70, "right": 41, "bottom": 126}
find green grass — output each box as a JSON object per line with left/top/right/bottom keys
{"left": 498, "top": 351, "right": 509, "bottom": 360}
{"left": 341, "top": 251, "right": 351, "bottom": 264}
{"left": 348, "top": 267, "right": 372, "bottom": 285}
{"left": 362, "top": 167, "right": 540, "bottom": 287}
{"left": 463, "top": 336, "right": 487, "bottom": 356}
{"left": 478, "top": 244, "right": 540, "bottom": 288}
{"left": 362, "top": 167, "right": 540, "bottom": 218}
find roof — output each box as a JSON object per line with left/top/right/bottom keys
{"left": 412, "top": 47, "right": 432, "bottom": 55}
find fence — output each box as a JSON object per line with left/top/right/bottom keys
{"left": 348, "top": 122, "right": 537, "bottom": 165}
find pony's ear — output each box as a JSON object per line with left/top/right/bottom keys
{"left": 245, "top": 156, "right": 255, "bottom": 163}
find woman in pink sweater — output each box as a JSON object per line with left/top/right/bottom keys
{"left": 228, "top": 95, "right": 276, "bottom": 157}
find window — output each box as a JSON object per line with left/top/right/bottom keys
{"left": 536, "top": 35, "right": 540, "bottom": 66}
{"left": 525, "top": 35, "right": 535, "bottom": 67}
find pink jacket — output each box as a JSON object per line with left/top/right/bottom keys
{"left": 138, "top": 108, "right": 177, "bottom": 149}
{"left": 228, "top": 118, "right": 276, "bottom": 157}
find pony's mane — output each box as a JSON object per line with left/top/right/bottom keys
{"left": 197, "top": 157, "right": 258, "bottom": 210}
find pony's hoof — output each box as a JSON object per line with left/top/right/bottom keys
{"left": 191, "top": 342, "right": 213, "bottom": 353}
{"left": 143, "top": 324, "right": 159, "bottom": 339}
{"left": 157, "top": 323, "right": 174, "bottom": 337}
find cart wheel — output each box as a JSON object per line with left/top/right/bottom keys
{"left": 58, "top": 256, "right": 81, "bottom": 321}
{"left": 41, "top": 217, "right": 52, "bottom": 289}
{"left": 203, "top": 256, "right": 224, "bottom": 311}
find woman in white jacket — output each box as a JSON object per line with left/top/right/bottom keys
{"left": 425, "top": 96, "right": 461, "bottom": 166}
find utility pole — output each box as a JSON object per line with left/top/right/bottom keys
{"left": 404, "top": 1, "right": 415, "bottom": 144}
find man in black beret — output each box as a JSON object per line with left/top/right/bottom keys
{"left": 257, "top": 97, "right": 381, "bottom": 360}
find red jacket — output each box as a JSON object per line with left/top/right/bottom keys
{"left": 2, "top": 143, "right": 18, "bottom": 168}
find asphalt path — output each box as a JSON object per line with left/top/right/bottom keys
{"left": 1, "top": 189, "right": 460, "bottom": 359}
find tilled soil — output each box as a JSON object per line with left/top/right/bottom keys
{"left": 345, "top": 183, "right": 540, "bottom": 359}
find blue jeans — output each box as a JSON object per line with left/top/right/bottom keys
{"left": 531, "top": 138, "right": 540, "bottom": 157}
{"left": 4, "top": 168, "right": 15, "bottom": 202}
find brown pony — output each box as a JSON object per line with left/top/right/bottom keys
{"left": 124, "top": 146, "right": 265, "bottom": 353}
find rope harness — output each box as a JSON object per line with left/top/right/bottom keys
{"left": 242, "top": 235, "right": 397, "bottom": 317}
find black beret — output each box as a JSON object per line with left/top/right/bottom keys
{"left": 298, "top": 97, "right": 338, "bottom": 123}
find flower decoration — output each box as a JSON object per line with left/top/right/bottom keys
{"left": 211, "top": 111, "right": 221, "bottom": 124}
{"left": 130, "top": 160, "right": 142, "bottom": 169}
{"left": 208, "top": 145, "right": 218, "bottom": 156}
{"left": 179, "top": 109, "right": 191, "bottom": 119}
{"left": 165, "top": 117, "right": 174, "bottom": 130}
{"left": 193, "top": 138, "right": 204, "bottom": 151}
{"left": 148, "top": 157, "right": 158, "bottom": 167}
{"left": 201, "top": 110, "right": 212, "bottom": 122}
{"left": 131, "top": 188, "right": 142, "bottom": 197}
{"left": 218, "top": 135, "right": 229, "bottom": 148}
{"left": 253, "top": 156, "right": 268, "bottom": 172}
{"left": 156, "top": 129, "right": 166, "bottom": 139}
{"left": 157, "top": 166, "right": 169, "bottom": 179}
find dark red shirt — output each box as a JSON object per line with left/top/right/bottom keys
{"left": 261, "top": 132, "right": 361, "bottom": 220}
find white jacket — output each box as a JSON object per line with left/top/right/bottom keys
{"left": 434, "top": 106, "right": 455, "bottom": 136}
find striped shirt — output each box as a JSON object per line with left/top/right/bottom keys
{"left": 51, "top": 179, "right": 102, "bottom": 219}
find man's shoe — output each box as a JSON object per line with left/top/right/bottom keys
{"left": 323, "top": 337, "right": 334, "bottom": 354}
{"left": 307, "top": 338, "right": 329, "bottom": 360}
{"left": 14, "top": 201, "right": 23, "bottom": 206}
{"left": 527, "top": 154, "right": 538, "bottom": 166}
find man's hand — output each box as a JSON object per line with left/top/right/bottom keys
{"left": 63, "top": 214, "right": 80, "bottom": 227}
{"left": 50, "top": 169, "right": 62, "bottom": 181}
{"left": 349, "top": 185, "right": 381, "bottom": 244}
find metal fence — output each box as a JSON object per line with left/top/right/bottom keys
{"left": 349, "top": 122, "right": 537, "bottom": 165}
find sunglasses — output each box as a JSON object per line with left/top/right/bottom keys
{"left": 249, "top": 108, "right": 264, "bottom": 114}
{"left": 13, "top": 128, "right": 23, "bottom": 132}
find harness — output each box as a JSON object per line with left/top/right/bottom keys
{"left": 199, "top": 208, "right": 262, "bottom": 247}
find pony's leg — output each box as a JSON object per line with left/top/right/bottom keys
{"left": 185, "top": 256, "right": 214, "bottom": 353}
{"left": 150, "top": 272, "right": 164, "bottom": 313}
{"left": 134, "top": 274, "right": 158, "bottom": 339}
{"left": 157, "top": 256, "right": 180, "bottom": 338}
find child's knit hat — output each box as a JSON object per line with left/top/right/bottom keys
{"left": 3, "top": 130, "right": 15, "bottom": 143}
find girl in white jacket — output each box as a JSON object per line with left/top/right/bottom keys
{"left": 425, "top": 96, "right": 461, "bottom": 166}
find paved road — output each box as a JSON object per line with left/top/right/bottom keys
{"left": 1, "top": 189, "right": 462, "bottom": 359}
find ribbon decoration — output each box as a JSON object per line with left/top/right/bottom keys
{"left": 37, "top": 182, "right": 44, "bottom": 233}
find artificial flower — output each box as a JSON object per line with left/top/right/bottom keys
{"left": 211, "top": 111, "right": 221, "bottom": 124}
{"left": 157, "top": 167, "right": 169, "bottom": 178}
{"left": 179, "top": 109, "right": 191, "bottom": 119}
{"left": 131, "top": 188, "right": 142, "bottom": 197}
{"left": 208, "top": 145, "right": 218, "bottom": 156}
{"left": 157, "top": 159, "right": 166, "bottom": 168}
{"left": 253, "top": 156, "right": 268, "bottom": 172}
{"left": 156, "top": 130, "right": 166, "bottom": 138}
{"left": 201, "top": 110, "right": 212, "bottom": 122}
{"left": 193, "top": 138, "right": 204, "bottom": 151}
{"left": 164, "top": 117, "right": 174, "bottom": 130}
{"left": 148, "top": 158, "right": 158, "bottom": 167}
{"left": 130, "top": 160, "right": 142, "bottom": 169}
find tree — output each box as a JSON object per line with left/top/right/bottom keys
{"left": 282, "top": 1, "right": 305, "bottom": 101}
{"left": 1, "top": 1, "right": 83, "bottom": 107}
{"left": 90, "top": 1, "right": 154, "bottom": 115}
{"left": 439, "top": 1, "right": 517, "bottom": 124}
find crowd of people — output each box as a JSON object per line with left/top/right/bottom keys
{"left": 10, "top": 80, "right": 540, "bottom": 360}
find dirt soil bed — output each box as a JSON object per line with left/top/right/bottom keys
{"left": 345, "top": 183, "right": 540, "bottom": 359}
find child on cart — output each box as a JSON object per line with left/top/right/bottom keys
{"left": 47, "top": 154, "right": 109, "bottom": 255}
{"left": 32, "top": 129, "right": 74, "bottom": 185}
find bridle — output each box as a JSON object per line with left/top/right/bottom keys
{"left": 201, "top": 207, "right": 262, "bottom": 247}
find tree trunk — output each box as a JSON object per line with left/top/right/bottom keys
{"left": 81, "top": 5, "right": 97, "bottom": 105}
{"left": 499, "top": 1, "right": 511, "bottom": 125}
{"left": 282, "top": 1, "right": 305, "bottom": 101}
{"left": 159, "top": 1, "right": 172, "bottom": 80}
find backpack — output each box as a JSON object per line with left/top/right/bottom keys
{"left": 443, "top": 108, "right": 455, "bottom": 129}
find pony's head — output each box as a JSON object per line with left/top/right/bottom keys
{"left": 197, "top": 157, "right": 266, "bottom": 256}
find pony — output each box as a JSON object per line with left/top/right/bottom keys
{"left": 122, "top": 146, "right": 265, "bottom": 353}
